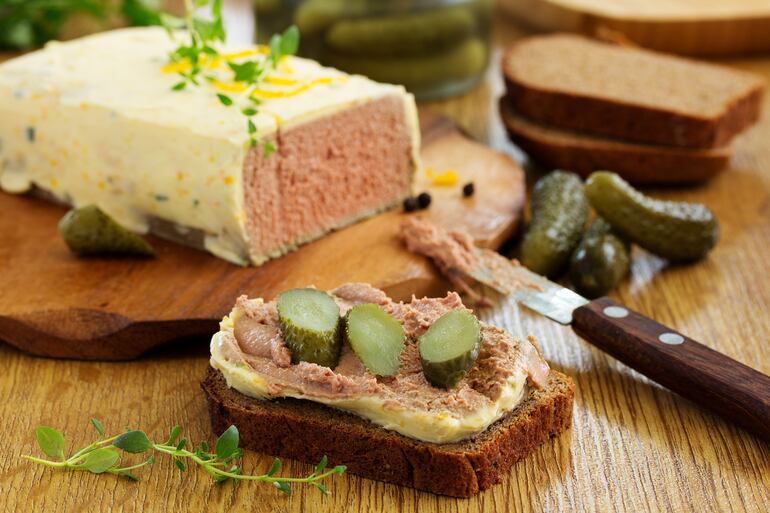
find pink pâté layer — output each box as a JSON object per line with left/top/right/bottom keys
{"left": 243, "top": 95, "right": 415, "bottom": 262}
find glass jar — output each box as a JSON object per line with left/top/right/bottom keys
{"left": 254, "top": 0, "right": 493, "bottom": 100}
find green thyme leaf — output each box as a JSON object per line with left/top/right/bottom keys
{"left": 166, "top": 425, "right": 182, "bottom": 446}
{"left": 247, "top": 119, "right": 257, "bottom": 135}
{"left": 274, "top": 481, "right": 292, "bottom": 495}
{"left": 215, "top": 425, "right": 239, "bottom": 460}
{"left": 90, "top": 418, "right": 105, "bottom": 437}
{"left": 332, "top": 465, "right": 347, "bottom": 475}
{"left": 82, "top": 447, "right": 120, "bottom": 474}
{"left": 314, "top": 455, "right": 328, "bottom": 475}
{"left": 175, "top": 458, "right": 187, "bottom": 472}
{"left": 315, "top": 483, "right": 329, "bottom": 495}
{"left": 267, "top": 458, "right": 281, "bottom": 476}
{"left": 228, "top": 61, "right": 259, "bottom": 83}
{"left": 35, "top": 426, "right": 65, "bottom": 459}
{"left": 216, "top": 94, "right": 233, "bottom": 106}
{"left": 114, "top": 430, "right": 152, "bottom": 454}
{"left": 268, "top": 34, "right": 282, "bottom": 66}
{"left": 195, "top": 440, "right": 209, "bottom": 459}
{"left": 262, "top": 141, "right": 276, "bottom": 158}
{"left": 176, "top": 438, "right": 187, "bottom": 451}
{"left": 241, "top": 107, "right": 257, "bottom": 117}
{"left": 172, "top": 81, "right": 187, "bottom": 91}
{"left": 280, "top": 25, "right": 300, "bottom": 56}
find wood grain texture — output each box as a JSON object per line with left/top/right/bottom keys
{"left": 572, "top": 298, "right": 770, "bottom": 440}
{"left": 0, "top": 110, "right": 525, "bottom": 360}
{"left": 1, "top": 15, "right": 770, "bottom": 513}
{"left": 499, "top": 0, "right": 770, "bottom": 56}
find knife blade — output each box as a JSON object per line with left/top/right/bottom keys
{"left": 469, "top": 250, "right": 770, "bottom": 440}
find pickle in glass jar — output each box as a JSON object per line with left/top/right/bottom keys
{"left": 326, "top": 37, "right": 486, "bottom": 90}
{"left": 324, "top": 6, "right": 477, "bottom": 57}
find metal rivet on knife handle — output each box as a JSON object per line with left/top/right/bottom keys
{"left": 603, "top": 306, "right": 629, "bottom": 318}
{"left": 658, "top": 332, "right": 684, "bottom": 345}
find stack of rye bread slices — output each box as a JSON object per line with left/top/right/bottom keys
{"left": 501, "top": 34, "right": 766, "bottom": 184}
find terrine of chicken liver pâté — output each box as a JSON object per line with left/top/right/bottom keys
{"left": 0, "top": 28, "right": 420, "bottom": 265}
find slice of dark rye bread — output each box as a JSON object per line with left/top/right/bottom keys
{"left": 502, "top": 34, "right": 765, "bottom": 149}
{"left": 500, "top": 100, "right": 732, "bottom": 184}
{"left": 201, "top": 366, "right": 574, "bottom": 497}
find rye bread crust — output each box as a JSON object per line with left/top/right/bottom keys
{"left": 500, "top": 100, "right": 731, "bottom": 184}
{"left": 201, "top": 366, "right": 574, "bottom": 497}
{"left": 500, "top": 98, "right": 733, "bottom": 184}
{"left": 502, "top": 35, "right": 765, "bottom": 149}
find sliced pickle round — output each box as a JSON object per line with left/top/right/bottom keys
{"left": 346, "top": 303, "right": 406, "bottom": 377}
{"left": 418, "top": 309, "right": 481, "bottom": 389}
{"left": 276, "top": 288, "right": 341, "bottom": 368}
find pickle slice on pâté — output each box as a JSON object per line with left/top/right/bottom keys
{"left": 277, "top": 288, "right": 341, "bottom": 368}
{"left": 346, "top": 304, "right": 406, "bottom": 376}
{"left": 419, "top": 309, "right": 481, "bottom": 388}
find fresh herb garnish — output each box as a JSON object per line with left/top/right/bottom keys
{"left": 23, "top": 419, "right": 345, "bottom": 495}
{"left": 161, "top": 0, "right": 299, "bottom": 152}
{"left": 0, "top": 0, "right": 163, "bottom": 50}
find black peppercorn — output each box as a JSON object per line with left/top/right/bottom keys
{"left": 417, "top": 192, "right": 432, "bottom": 209}
{"left": 403, "top": 196, "right": 419, "bottom": 212}
{"left": 462, "top": 182, "right": 475, "bottom": 197}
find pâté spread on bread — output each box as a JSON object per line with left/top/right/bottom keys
{"left": 0, "top": 27, "right": 420, "bottom": 265}
{"left": 210, "top": 282, "right": 549, "bottom": 444}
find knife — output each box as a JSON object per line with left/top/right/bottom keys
{"left": 462, "top": 246, "right": 770, "bottom": 440}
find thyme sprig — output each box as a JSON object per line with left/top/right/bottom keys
{"left": 161, "top": 0, "right": 299, "bottom": 152}
{"left": 23, "top": 418, "right": 345, "bottom": 496}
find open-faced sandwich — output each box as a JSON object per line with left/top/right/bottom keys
{"left": 202, "top": 283, "right": 574, "bottom": 497}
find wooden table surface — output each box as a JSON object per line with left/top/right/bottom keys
{"left": 2, "top": 14, "right": 769, "bottom": 513}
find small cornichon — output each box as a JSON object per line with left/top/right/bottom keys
{"left": 585, "top": 171, "right": 719, "bottom": 262}
{"left": 520, "top": 170, "right": 588, "bottom": 278}
{"left": 569, "top": 218, "right": 630, "bottom": 298}
{"left": 59, "top": 205, "right": 156, "bottom": 257}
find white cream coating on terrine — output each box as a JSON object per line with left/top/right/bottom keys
{"left": 0, "top": 27, "right": 420, "bottom": 264}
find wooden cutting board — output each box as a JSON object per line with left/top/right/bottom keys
{"left": 500, "top": 0, "right": 770, "bottom": 56}
{"left": 0, "top": 110, "right": 525, "bottom": 360}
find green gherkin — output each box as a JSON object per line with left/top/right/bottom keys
{"left": 324, "top": 6, "right": 476, "bottom": 57}
{"left": 277, "top": 289, "right": 342, "bottom": 368}
{"left": 520, "top": 170, "right": 588, "bottom": 278}
{"left": 569, "top": 218, "right": 630, "bottom": 298}
{"left": 585, "top": 171, "right": 719, "bottom": 262}
{"left": 419, "top": 309, "right": 481, "bottom": 389}
{"left": 325, "top": 38, "right": 487, "bottom": 91}
{"left": 58, "top": 205, "right": 156, "bottom": 257}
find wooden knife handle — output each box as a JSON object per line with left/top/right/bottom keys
{"left": 572, "top": 297, "right": 770, "bottom": 440}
